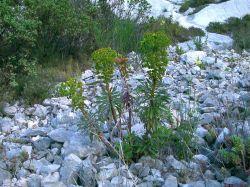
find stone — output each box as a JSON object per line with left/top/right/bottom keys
{"left": 143, "top": 175, "right": 164, "bottom": 186}
{"left": 180, "top": 51, "right": 207, "bottom": 66}
{"left": 27, "top": 174, "right": 42, "bottom": 187}
{"left": 0, "top": 117, "right": 14, "bottom": 133}
{"left": 60, "top": 154, "right": 82, "bottom": 185}
{"left": 138, "top": 156, "right": 164, "bottom": 170}
{"left": 137, "top": 182, "right": 153, "bottom": 187}
{"left": 163, "top": 175, "right": 177, "bottom": 187}
{"left": 238, "top": 76, "right": 250, "bottom": 88}
{"left": 216, "top": 127, "right": 230, "bottom": 143}
{"left": 51, "top": 109, "right": 81, "bottom": 128}
{"left": 96, "top": 163, "right": 118, "bottom": 181}
{"left": 204, "top": 170, "right": 215, "bottom": 180}
{"left": 62, "top": 138, "right": 106, "bottom": 158}
{"left": 43, "top": 97, "right": 71, "bottom": 108}
{"left": 40, "top": 164, "right": 61, "bottom": 175}
{"left": 0, "top": 168, "right": 11, "bottom": 185}
{"left": 205, "top": 180, "right": 222, "bottom": 187}
{"left": 78, "top": 158, "right": 97, "bottom": 187}
{"left": 33, "top": 104, "right": 48, "bottom": 119}
{"left": 129, "top": 163, "right": 150, "bottom": 178}
{"left": 21, "top": 127, "right": 50, "bottom": 137}
{"left": 48, "top": 128, "right": 75, "bottom": 143}
{"left": 41, "top": 172, "right": 60, "bottom": 186}
{"left": 166, "top": 155, "right": 187, "bottom": 171}
{"left": 21, "top": 145, "right": 33, "bottom": 159}
{"left": 196, "top": 126, "right": 208, "bottom": 138}
{"left": 43, "top": 182, "right": 66, "bottom": 187}
{"left": 192, "top": 154, "right": 209, "bottom": 163}
{"left": 199, "top": 112, "right": 220, "bottom": 125}
{"left": 224, "top": 176, "right": 246, "bottom": 186}
{"left": 3, "top": 105, "right": 17, "bottom": 116}
{"left": 97, "top": 180, "right": 114, "bottom": 187}
{"left": 32, "top": 136, "right": 51, "bottom": 151}
{"left": 6, "top": 148, "right": 22, "bottom": 160}
{"left": 207, "top": 70, "right": 225, "bottom": 80}
{"left": 111, "top": 176, "right": 134, "bottom": 187}
{"left": 14, "top": 112, "right": 27, "bottom": 126}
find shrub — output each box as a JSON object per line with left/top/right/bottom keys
{"left": 144, "top": 17, "right": 205, "bottom": 44}
{"left": 206, "top": 15, "right": 250, "bottom": 51}
{"left": 120, "top": 126, "right": 171, "bottom": 163}
{"left": 218, "top": 136, "right": 250, "bottom": 171}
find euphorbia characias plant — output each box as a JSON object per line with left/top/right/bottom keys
{"left": 140, "top": 31, "right": 170, "bottom": 134}
{"left": 91, "top": 48, "right": 119, "bottom": 124}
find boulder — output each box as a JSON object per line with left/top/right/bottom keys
{"left": 60, "top": 154, "right": 82, "bottom": 185}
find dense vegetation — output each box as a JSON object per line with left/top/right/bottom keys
{"left": 0, "top": 0, "right": 205, "bottom": 104}
{"left": 59, "top": 32, "right": 197, "bottom": 163}
{"left": 179, "top": 0, "right": 229, "bottom": 13}
{"left": 206, "top": 15, "right": 250, "bottom": 51}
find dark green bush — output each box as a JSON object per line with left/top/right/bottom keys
{"left": 145, "top": 17, "right": 205, "bottom": 44}
{"left": 206, "top": 15, "right": 250, "bottom": 51}
{"left": 180, "top": 0, "right": 229, "bottom": 13}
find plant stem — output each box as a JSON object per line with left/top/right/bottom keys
{"left": 106, "top": 83, "right": 117, "bottom": 124}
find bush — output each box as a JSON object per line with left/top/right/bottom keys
{"left": 180, "top": 0, "right": 229, "bottom": 13}
{"left": 144, "top": 17, "right": 205, "bottom": 44}
{"left": 120, "top": 126, "right": 171, "bottom": 163}
{"left": 218, "top": 136, "right": 250, "bottom": 171}
{"left": 206, "top": 15, "right": 250, "bottom": 51}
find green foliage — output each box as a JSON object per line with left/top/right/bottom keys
{"left": 145, "top": 17, "right": 205, "bottom": 44}
{"left": 119, "top": 126, "right": 171, "bottom": 163}
{"left": 206, "top": 15, "right": 250, "bottom": 51}
{"left": 92, "top": 48, "right": 118, "bottom": 84}
{"left": 140, "top": 32, "right": 170, "bottom": 82}
{"left": 179, "top": 0, "right": 229, "bottom": 13}
{"left": 166, "top": 120, "right": 197, "bottom": 160}
{"left": 25, "top": 0, "right": 92, "bottom": 58}
{"left": 59, "top": 78, "right": 85, "bottom": 111}
{"left": 176, "top": 46, "right": 185, "bottom": 56}
{"left": 195, "top": 58, "right": 205, "bottom": 69}
{"left": 205, "top": 128, "right": 217, "bottom": 145}
{"left": 139, "top": 32, "right": 171, "bottom": 134}
{"left": 93, "top": 0, "right": 151, "bottom": 54}
{"left": 218, "top": 135, "right": 250, "bottom": 170}
{"left": 0, "top": 0, "right": 39, "bottom": 87}
{"left": 193, "top": 36, "right": 205, "bottom": 50}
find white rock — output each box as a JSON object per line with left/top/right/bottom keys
{"left": 181, "top": 51, "right": 207, "bottom": 65}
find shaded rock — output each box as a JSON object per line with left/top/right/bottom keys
{"left": 62, "top": 138, "right": 106, "bottom": 158}
{"left": 27, "top": 174, "right": 42, "bottom": 187}
{"left": 32, "top": 136, "right": 51, "bottom": 151}
{"left": 96, "top": 163, "right": 118, "bottom": 181}
{"left": 60, "top": 154, "right": 82, "bottom": 185}
{"left": 33, "top": 104, "right": 48, "bottom": 119}
{"left": 21, "top": 127, "right": 50, "bottom": 137}
{"left": 163, "top": 175, "right": 177, "bottom": 187}
{"left": 0, "top": 117, "right": 14, "bottom": 133}
{"left": 138, "top": 156, "right": 164, "bottom": 170}
{"left": 48, "top": 128, "right": 75, "bottom": 143}
{"left": 224, "top": 176, "right": 247, "bottom": 186}
{"left": 97, "top": 180, "right": 114, "bottom": 187}
{"left": 3, "top": 105, "right": 17, "bottom": 117}
{"left": 78, "top": 158, "right": 97, "bottom": 187}
{"left": 111, "top": 176, "right": 134, "bottom": 187}
{"left": 0, "top": 168, "right": 11, "bottom": 185}
{"left": 41, "top": 172, "right": 60, "bottom": 186}
{"left": 166, "top": 155, "right": 187, "bottom": 171}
